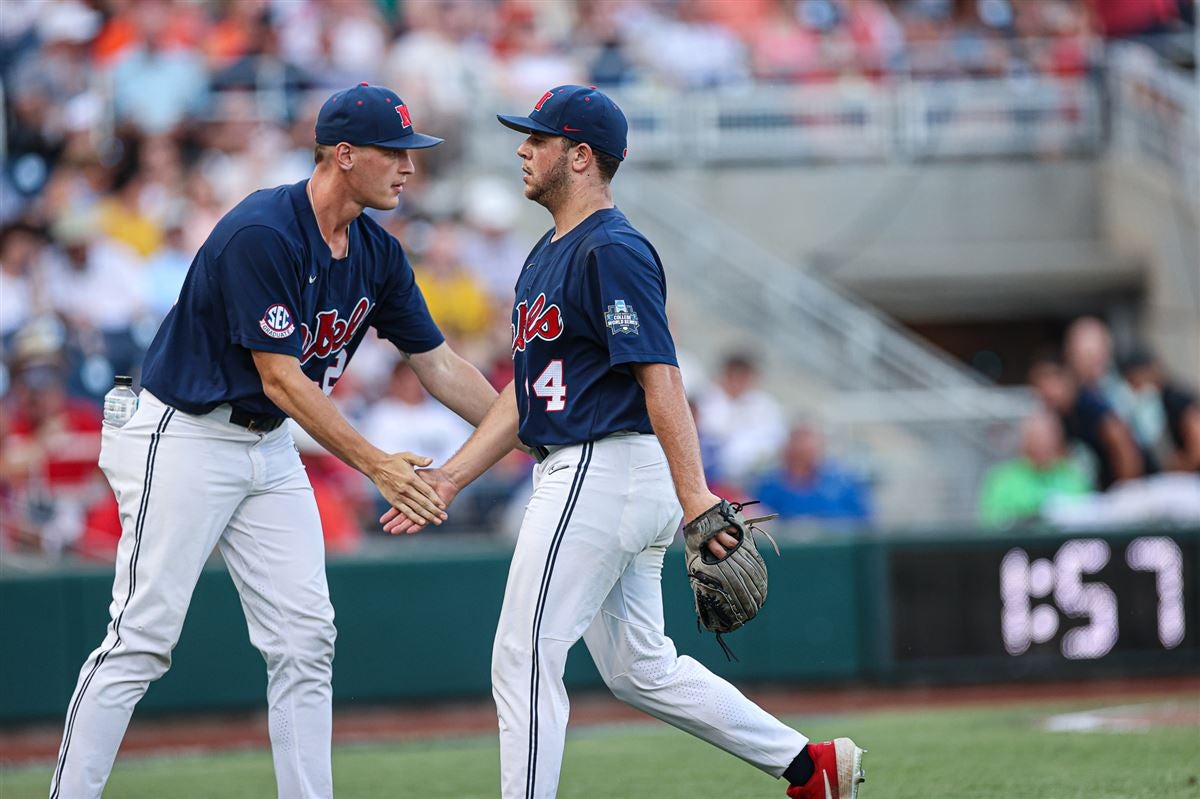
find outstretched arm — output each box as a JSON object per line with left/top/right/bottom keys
{"left": 381, "top": 380, "right": 523, "bottom": 534}
{"left": 252, "top": 350, "right": 446, "bottom": 524}
{"left": 632, "top": 362, "right": 736, "bottom": 557}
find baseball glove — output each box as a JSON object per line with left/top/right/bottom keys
{"left": 683, "top": 499, "right": 779, "bottom": 659}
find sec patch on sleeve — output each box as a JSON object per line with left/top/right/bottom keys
{"left": 259, "top": 303, "right": 296, "bottom": 338}
{"left": 605, "top": 299, "right": 639, "bottom": 335}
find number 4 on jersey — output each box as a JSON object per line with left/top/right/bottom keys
{"left": 532, "top": 359, "right": 567, "bottom": 411}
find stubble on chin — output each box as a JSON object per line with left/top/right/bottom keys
{"left": 528, "top": 155, "right": 569, "bottom": 209}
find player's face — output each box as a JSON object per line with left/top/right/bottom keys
{"left": 517, "top": 133, "right": 571, "bottom": 209}
{"left": 349, "top": 145, "right": 414, "bottom": 210}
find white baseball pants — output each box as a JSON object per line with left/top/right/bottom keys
{"left": 492, "top": 434, "right": 808, "bottom": 799}
{"left": 50, "top": 391, "right": 336, "bottom": 799}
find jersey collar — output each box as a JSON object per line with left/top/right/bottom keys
{"left": 547, "top": 207, "right": 622, "bottom": 248}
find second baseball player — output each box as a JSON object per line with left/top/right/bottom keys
{"left": 384, "top": 85, "right": 866, "bottom": 799}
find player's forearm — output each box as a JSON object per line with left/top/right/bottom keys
{"left": 635, "top": 362, "right": 716, "bottom": 521}
{"left": 442, "top": 381, "right": 522, "bottom": 488}
{"left": 259, "top": 362, "right": 387, "bottom": 476}
{"left": 1101, "top": 417, "right": 1143, "bottom": 481}
{"left": 407, "top": 343, "right": 498, "bottom": 427}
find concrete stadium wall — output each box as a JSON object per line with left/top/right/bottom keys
{"left": 3, "top": 528, "right": 1196, "bottom": 724}
{"left": 611, "top": 158, "right": 1198, "bottom": 380}
{"left": 628, "top": 161, "right": 1140, "bottom": 322}
{"left": 1099, "top": 161, "right": 1200, "bottom": 381}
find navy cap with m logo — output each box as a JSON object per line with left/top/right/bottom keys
{"left": 497, "top": 85, "right": 629, "bottom": 161}
{"left": 316, "top": 82, "right": 443, "bottom": 150}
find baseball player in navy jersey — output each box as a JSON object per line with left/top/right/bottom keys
{"left": 383, "top": 86, "right": 865, "bottom": 799}
{"left": 50, "top": 84, "right": 500, "bottom": 799}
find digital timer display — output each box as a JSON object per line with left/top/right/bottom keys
{"left": 888, "top": 535, "right": 1197, "bottom": 663}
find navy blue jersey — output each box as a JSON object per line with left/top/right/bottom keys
{"left": 511, "top": 208, "right": 677, "bottom": 447}
{"left": 142, "top": 180, "right": 443, "bottom": 417}
{"left": 1062, "top": 387, "right": 1140, "bottom": 490}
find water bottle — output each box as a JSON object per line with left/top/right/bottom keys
{"left": 103, "top": 376, "right": 139, "bottom": 427}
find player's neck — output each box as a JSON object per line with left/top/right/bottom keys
{"left": 549, "top": 186, "right": 613, "bottom": 242}
{"left": 307, "top": 171, "right": 358, "bottom": 258}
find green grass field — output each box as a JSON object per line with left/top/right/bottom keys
{"left": 4, "top": 697, "right": 1197, "bottom": 798}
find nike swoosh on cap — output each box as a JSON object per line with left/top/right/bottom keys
{"left": 563, "top": 125, "right": 583, "bottom": 132}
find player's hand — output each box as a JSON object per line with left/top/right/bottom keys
{"left": 370, "top": 452, "right": 447, "bottom": 526}
{"left": 704, "top": 531, "right": 741, "bottom": 560}
{"left": 380, "top": 467, "right": 460, "bottom": 534}
{"left": 682, "top": 491, "right": 738, "bottom": 560}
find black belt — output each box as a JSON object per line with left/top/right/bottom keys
{"left": 229, "top": 407, "right": 285, "bottom": 432}
{"left": 529, "top": 431, "right": 642, "bottom": 463}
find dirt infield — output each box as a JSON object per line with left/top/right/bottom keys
{"left": 3, "top": 675, "right": 1197, "bottom": 765}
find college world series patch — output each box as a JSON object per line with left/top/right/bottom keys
{"left": 605, "top": 300, "right": 639, "bottom": 335}
{"left": 259, "top": 304, "right": 296, "bottom": 338}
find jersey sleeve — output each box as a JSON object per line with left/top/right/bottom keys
{"left": 371, "top": 242, "right": 445, "bottom": 355}
{"left": 218, "top": 226, "right": 305, "bottom": 357}
{"left": 585, "top": 243, "right": 677, "bottom": 368}
{"left": 1077, "top": 388, "right": 1115, "bottom": 427}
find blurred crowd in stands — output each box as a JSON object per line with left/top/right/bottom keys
{"left": 980, "top": 316, "right": 1200, "bottom": 529}
{"left": 1, "top": 0, "right": 1196, "bottom": 559}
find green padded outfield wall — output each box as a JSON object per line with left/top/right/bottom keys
{"left": 2, "top": 529, "right": 1195, "bottom": 723}
{"left": 0, "top": 538, "right": 862, "bottom": 723}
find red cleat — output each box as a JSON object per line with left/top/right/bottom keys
{"left": 785, "top": 738, "right": 866, "bottom": 799}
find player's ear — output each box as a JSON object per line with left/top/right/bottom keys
{"left": 334, "top": 142, "right": 355, "bottom": 172}
{"left": 570, "top": 142, "right": 593, "bottom": 175}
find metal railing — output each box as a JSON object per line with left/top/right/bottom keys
{"left": 467, "top": 75, "right": 1104, "bottom": 166}
{"left": 899, "top": 77, "right": 1104, "bottom": 158}
{"left": 1108, "top": 42, "right": 1200, "bottom": 204}
{"left": 180, "top": 71, "right": 1106, "bottom": 168}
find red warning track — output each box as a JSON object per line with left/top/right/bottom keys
{"left": 3, "top": 675, "right": 1197, "bottom": 765}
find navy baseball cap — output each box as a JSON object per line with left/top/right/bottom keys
{"left": 497, "top": 85, "right": 628, "bottom": 161}
{"left": 315, "top": 82, "right": 443, "bottom": 150}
